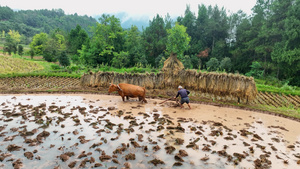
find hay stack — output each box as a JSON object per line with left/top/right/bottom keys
{"left": 244, "top": 77, "right": 257, "bottom": 102}
{"left": 162, "top": 53, "right": 184, "bottom": 75}
{"left": 80, "top": 69, "right": 258, "bottom": 103}
{"left": 162, "top": 53, "right": 185, "bottom": 88}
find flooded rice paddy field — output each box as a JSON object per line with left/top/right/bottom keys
{"left": 0, "top": 94, "right": 300, "bottom": 169}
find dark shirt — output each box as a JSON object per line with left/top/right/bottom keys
{"left": 176, "top": 89, "right": 190, "bottom": 99}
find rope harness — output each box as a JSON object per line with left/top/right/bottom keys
{"left": 117, "top": 84, "right": 124, "bottom": 95}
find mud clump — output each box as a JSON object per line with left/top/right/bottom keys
{"left": 125, "top": 153, "right": 136, "bottom": 161}
{"left": 201, "top": 155, "right": 209, "bottom": 161}
{"left": 7, "top": 144, "right": 22, "bottom": 152}
{"left": 59, "top": 154, "right": 69, "bottom": 162}
{"left": 99, "top": 155, "right": 112, "bottom": 162}
{"left": 165, "top": 146, "right": 176, "bottom": 154}
{"left": 12, "top": 159, "right": 23, "bottom": 169}
{"left": 148, "top": 158, "right": 165, "bottom": 166}
{"left": 24, "top": 152, "right": 33, "bottom": 160}
{"left": 1, "top": 95, "right": 300, "bottom": 169}
{"left": 68, "top": 161, "right": 77, "bottom": 168}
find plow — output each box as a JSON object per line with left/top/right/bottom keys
{"left": 159, "top": 97, "right": 180, "bottom": 106}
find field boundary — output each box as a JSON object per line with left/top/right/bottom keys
{"left": 0, "top": 76, "right": 299, "bottom": 121}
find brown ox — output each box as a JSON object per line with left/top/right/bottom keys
{"left": 108, "top": 83, "right": 147, "bottom": 103}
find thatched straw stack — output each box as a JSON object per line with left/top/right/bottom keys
{"left": 244, "top": 76, "right": 257, "bottom": 101}
{"left": 80, "top": 70, "right": 257, "bottom": 102}
{"left": 162, "top": 53, "right": 184, "bottom": 74}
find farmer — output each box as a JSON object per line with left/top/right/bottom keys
{"left": 174, "top": 85, "right": 191, "bottom": 109}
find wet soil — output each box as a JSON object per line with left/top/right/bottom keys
{"left": 0, "top": 94, "right": 300, "bottom": 169}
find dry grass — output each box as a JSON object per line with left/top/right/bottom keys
{"left": 0, "top": 56, "right": 44, "bottom": 74}
{"left": 81, "top": 70, "right": 258, "bottom": 102}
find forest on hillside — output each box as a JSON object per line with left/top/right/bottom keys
{"left": 1, "top": 0, "right": 300, "bottom": 86}
{"left": 0, "top": 6, "right": 97, "bottom": 39}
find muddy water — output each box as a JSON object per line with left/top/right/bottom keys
{"left": 0, "top": 94, "right": 300, "bottom": 169}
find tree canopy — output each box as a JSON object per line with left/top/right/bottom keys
{"left": 1, "top": 0, "right": 300, "bottom": 86}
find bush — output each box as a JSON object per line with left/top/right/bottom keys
{"left": 219, "top": 57, "right": 232, "bottom": 71}
{"left": 51, "top": 64, "right": 61, "bottom": 70}
{"left": 245, "top": 61, "right": 264, "bottom": 78}
{"left": 71, "top": 54, "right": 80, "bottom": 64}
{"left": 67, "top": 65, "right": 81, "bottom": 72}
{"left": 58, "top": 51, "right": 70, "bottom": 67}
{"left": 130, "top": 67, "right": 146, "bottom": 73}
{"left": 206, "top": 57, "right": 219, "bottom": 71}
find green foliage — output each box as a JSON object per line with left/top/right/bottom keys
{"left": 219, "top": 57, "right": 232, "bottom": 71}
{"left": 206, "top": 57, "right": 219, "bottom": 71}
{"left": 166, "top": 23, "right": 191, "bottom": 57}
{"left": 0, "top": 6, "right": 14, "bottom": 20}
{"left": 30, "top": 32, "right": 48, "bottom": 56}
{"left": 51, "top": 64, "right": 61, "bottom": 70}
{"left": 4, "top": 34, "right": 16, "bottom": 55}
{"left": 70, "top": 54, "right": 80, "bottom": 64}
{"left": 0, "top": 6, "right": 97, "bottom": 37}
{"left": 17, "top": 45, "right": 24, "bottom": 56}
{"left": 245, "top": 61, "right": 264, "bottom": 78}
{"left": 256, "top": 83, "right": 300, "bottom": 96}
{"left": 78, "top": 14, "right": 125, "bottom": 67}
{"left": 142, "top": 14, "right": 169, "bottom": 66}
{"left": 67, "top": 25, "right": 89, "bottom": 55}
{"left": 1, "top": 1, "right": 300, "bottom": 86}
{"left": 43, "top": 38, "right": 58, "bottom": 62}
{"left": 111, "top": 51, "right": 129, "bottom": 68}
{"left": 125, "top": 25, "right": 144, "bottom": 67}
{"left": 3, "top": 30, "right": 22, "bottom": 55}
{"left": 182, "top": 55, "right": 192, "bottom": 69}
{"left": 58, "top": 51, "right": 70, "bottom": 67}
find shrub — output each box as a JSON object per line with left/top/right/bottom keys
{"left": 51, "top": 64, "right": 61, "bottom": 70}
{"left": 206, "top": 57, "right": 219, "bottom": 71}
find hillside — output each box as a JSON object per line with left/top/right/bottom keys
{"left": 0, "top": 55, "right": 44, "bottom": 74}
{"left": 0, "top": 6, "right": 97, "bottom": 37}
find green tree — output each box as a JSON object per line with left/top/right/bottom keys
{"left": 111, "top": 51, "right": 129, "bottom": 68}
{"left": 177, "top": 5, "right": 197, "bottom": 56}
{"left": 30, "top": 32, "right": 48, "bottom": 56}
{"left": 4, "top": 30, "right": 21, "bottom": 55}
{"left": 246, "top": 0, "right": 273, "bottom": 76}
{"left": 206, "top": 57, "right": 219, "bottom": 71}
{"left": 67, "top": 25, "right": 89, "bottom": 55}
{"left": 17, "top": 45, "right": 24, "bottom": 56}
{"left": 40, "top": 30, "right": 67, "bottom": 62}
{"left": 245, "top": 61, "right": 264, "bottom": 78}
{"left": 142, "top": 14, "right": 168, "bottom": 66}
{"left": 182, "top": 55, "right": 192, "bottom": 69}
{"left": 195, "top": 4, "right": 210, "bottom": 51}
{"left": 79, "top": 14, "right": 125, "bottom": 67}
{"left": 166, "top": 22, "right": 191, "bottom": 59}
{"left": 0, "top": 6, "right": 14, "bottom": 20}
{"left": 43, "top": 38, "right": 58, "bottom": 62}
{"left": 271, "top": 0, "right": 300, "bottom": 85}
{"left": 230, "top": 11, "right": 253, "bottom": 74}
{"left": 8, "top": 30, "right": 21, "bottom": 44}
{"left": 219, "top": 57, "right": 232, "bottom": 71}
{"left": 4, "top": 34, "right": 15, "bottom": 55}
{"left": 58, "top": 51, "right": 70, "bottom": 67}
{"left": 207, "top": 5, "right": 229, "bottom": 59}
{"left": 125, "top": 25, "right": 144, "bottom": 67}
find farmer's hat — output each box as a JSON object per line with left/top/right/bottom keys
{"left": 178, "top": 85, "right": 183, "bottom": 89}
